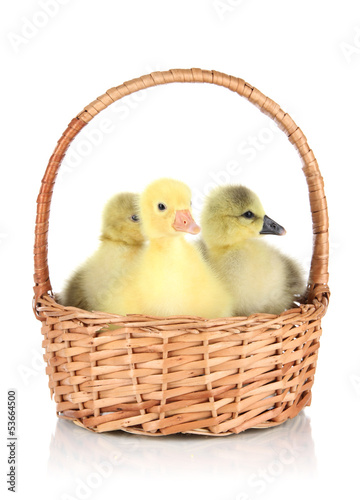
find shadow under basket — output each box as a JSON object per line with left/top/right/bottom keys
{"left": 33, "top": 69, "right": 330, "bottom": 436}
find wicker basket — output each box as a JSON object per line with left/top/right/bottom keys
{"left": 33, "top": 69, "right": 330, "bottom": 436}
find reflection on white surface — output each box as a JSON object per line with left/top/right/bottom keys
{"left": 47, "top": 411, "right": 317, "bottom": 499}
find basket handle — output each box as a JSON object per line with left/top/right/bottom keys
{"left": 33, "top": 68, "right": 329, "bottom": 319}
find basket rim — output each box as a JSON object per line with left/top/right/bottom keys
{"left": 37, "top": 292, "right": 328, "bottom": 327}
{"left": 33, "top": 68, "right": 330, "bottom": 320}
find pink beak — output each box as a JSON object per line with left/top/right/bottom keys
{"left": 172, "top": 210, "right": 201, "bottom": 235}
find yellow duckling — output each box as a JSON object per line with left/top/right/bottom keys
{"left": 59, "top": 192, "right": 144, "bottom": 311}
{"left": 198, "top": 185, "right": 306, "bottom": 316}
{"left": 100, "top": 178, "right": 233, "bottom": 318}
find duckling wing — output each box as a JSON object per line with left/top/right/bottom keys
{"left": 194, "top": 238, "right": 209, "bottom": 260}
{"left": 281, "top": 253, "right": 307, "bottom": 303}
{"left": 60, "top": 267, "right": 90, "bottom": 310}
{"left": 233, "top": 243, "right": 306, "bottom": 314}
{"left": 210, "top": 241, "right": 301, "bottom": 316}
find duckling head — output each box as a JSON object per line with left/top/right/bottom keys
{"left": 100, "top": 192, "right": 144, "bottom": 245}
{"left": 140, "top": 178, "right": 200, "bottom": 239}
{"left": 201, "top": 185, "right": 286, "bottom": 248}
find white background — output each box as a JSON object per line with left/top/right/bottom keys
{"left": 1, "top": 1, "right": 360, "bottom": 499}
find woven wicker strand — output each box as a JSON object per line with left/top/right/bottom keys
{"left": 33, "top": 69, "right": 329, "bottom": 435}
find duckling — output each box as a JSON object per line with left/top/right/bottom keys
{"left": 99, "top": 178, "right": 233, "bottom": 318}
{"left": 58, "top": 192, "right": 145, "bottom": 311}
{"left": 198, "top": 185, "right": 306, "bottom": 316}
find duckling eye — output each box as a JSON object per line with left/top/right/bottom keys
{"left": 130, "top": 214, "right": 139, "bottom": 222}
{"left": 158, "top": 203, "right": 167, "bottom": 211}
{"left": 242, "top": 211, "right": 254, "bottom": 219}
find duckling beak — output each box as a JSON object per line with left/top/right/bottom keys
{"left": 172, "top": 210, "right": 201, "bottom": 235}
{"left": 260, "top": 215, "right": 286, "bottom": 235}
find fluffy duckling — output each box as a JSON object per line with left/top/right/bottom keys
{"left": 99, "top": 178, "right": 233, "bottom": 318}
{"left": 198, "top": 185, "right": 306, "bottom": 316}
{"left": 59, "top": 192, "right": 145, "bottom": 311}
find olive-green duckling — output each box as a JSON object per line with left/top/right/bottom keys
{"left": 58, "top": 192, "right": 145, "bottom": 311}
{"left": 198, "top": 184, "right": 306, "bottom": 316}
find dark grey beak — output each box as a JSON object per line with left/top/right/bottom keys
{"left": 260, "top": 215, "right": 286, "bottom": 235}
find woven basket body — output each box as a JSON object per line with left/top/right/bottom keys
{"left": 33, "top": 69, "right": 329, "bottom": 435}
